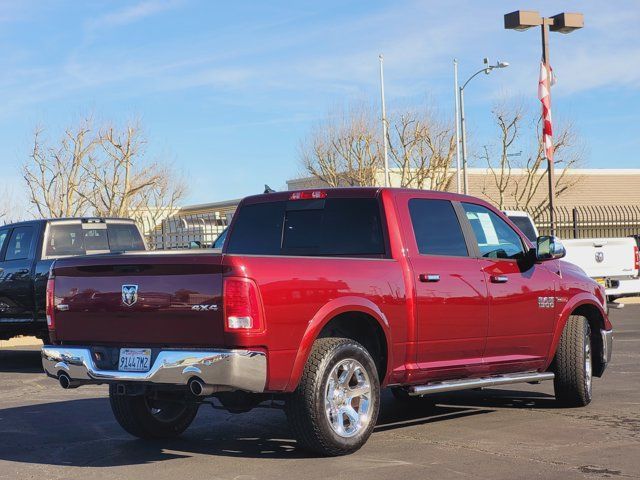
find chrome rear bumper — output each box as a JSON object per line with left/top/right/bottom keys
{"left": 41, "top": 346, "right": 267, "bottom": 393}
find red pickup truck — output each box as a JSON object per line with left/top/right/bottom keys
{"left": 42, "top": 188, "right": 613, "bottom": 456}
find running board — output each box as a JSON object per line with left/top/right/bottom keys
{"left": 408, "top": 372, "right": 555, "bottom": 396}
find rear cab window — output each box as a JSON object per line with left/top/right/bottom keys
{"left": 44, "top": 221, "right": 145, "bottom": 259}
{"left": 227, "top": 197, "right": 386, "bottom": 258}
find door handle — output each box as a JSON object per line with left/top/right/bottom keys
{"left": 16, "top": 269, "right": 29, "bottom": 275}
{"left": 490, "top": 275, "right": 509, "bottom": 283}
{"left": 419, "top": 273, "right": 440, "bottom": 283}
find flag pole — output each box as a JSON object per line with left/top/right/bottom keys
{"left": 541, "top": 19, "right": 556, "bottom": 236}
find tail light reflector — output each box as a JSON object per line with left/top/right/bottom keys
{"left": 223, "top": 277, "right": 264, "bottom": 332}
{"left": 634, "top": 245, "right": 639, "bottom": 271}
{"left": 46, "top": 278, "right": 55, "bottom": 330}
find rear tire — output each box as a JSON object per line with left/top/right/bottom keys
{"left": 553, "top": 315, "right": 593, "bottom": 407}
{"left": 285, "top": 337, "right": 380, "bottom": 456}
{"left": 109, "top": 386, "right": 199, "bottom": 439}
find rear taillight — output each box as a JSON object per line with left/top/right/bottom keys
{"left": 46, "top": 277, "right": 55, "bottom": 330}
{"left": 223, "top": 277, "right": 264, "bottom": 332}
{"left": 634, "top": 245, "right": 639, "bottom": 271}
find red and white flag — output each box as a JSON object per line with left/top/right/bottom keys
{"left": 538, "top": 61, "right": 554, "bottom": 162}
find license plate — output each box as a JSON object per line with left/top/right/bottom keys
{"left": 118, "top": 348, "right": 151, "bottom": 372}
{"left": 595, "top": 277, "right": 606, "bottom": 286}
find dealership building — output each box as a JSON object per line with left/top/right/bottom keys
{"left": 150, "top": 168, "right": 640, "bottom": 248}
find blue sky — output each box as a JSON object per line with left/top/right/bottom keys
{"left": 1, "top": 0, "right": 639, "bottom": 208}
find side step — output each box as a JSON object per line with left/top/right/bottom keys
{"left": 408, "top": 372, "right": 555, "bottom": 396}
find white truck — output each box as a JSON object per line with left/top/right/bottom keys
{"left": 504, "top": 211, "right": 640, "bottom": 301}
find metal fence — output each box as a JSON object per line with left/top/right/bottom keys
{"left": 143, "top": 211, "right": 232, "bottom": 250}
{"left": 517, "top": 205, "right": 640, "bottom": 239}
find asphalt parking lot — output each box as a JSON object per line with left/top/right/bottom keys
{"left": 0, "top": 307, "right": 638, "bottom": 480}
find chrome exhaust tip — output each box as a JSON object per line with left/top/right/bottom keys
{"left": 58, "top": 373, "right": 79, "bottom": 389}
{"left": 189, "top": 378, "right": 215, "bottom": 396}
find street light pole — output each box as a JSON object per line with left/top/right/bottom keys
{"left": 504, "top": 10, "right": 584, "bottom": 235}
{"left": 459, "top": 86, "right": 469, "bottom": 194}
{"left": 379, "top": 54, "right": 390, "bottom": 188}
{"left": 458, "top": 59, "right": 509, "bottom": 196}
{"left": 453, "top": 59, "right": 461, "bottom": 194}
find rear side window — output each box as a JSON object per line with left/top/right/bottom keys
{"left": 408, "top": 199, "right": 468, "bottom": 256}
{"left": 5, "top": 227, "right": 34, "bottom": 261}
{"left": 227, "top": 198, "right": 385, "bottom": 257}
{"left": 45, "top": 222, "right": 144, "bottom": 258}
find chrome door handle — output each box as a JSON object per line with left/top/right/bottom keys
{"left": 490, "top": 275, "right": 509, "bottom": 283}
{"left": 419, "top": 273, "right": 440, "bottom": 283}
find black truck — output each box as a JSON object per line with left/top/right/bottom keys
{"left": 0, "top": 217, "right": 146, "bottom": 342}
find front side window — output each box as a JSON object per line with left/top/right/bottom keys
{"left": 5, "top": 227, "right": 34, "bottom": 261}
{"left": 463, "top": 203, "right": 525, "bottom": 260}
{"left": 408, "top": 199, "right": 468, "bottom": 257}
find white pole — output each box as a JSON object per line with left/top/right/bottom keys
{"left": 453, "top": 59, "right": 461, "bottom": 194}
{"left": 460, "top": 86, "right": 469, "bottom": 195}
{"left": 379, "top": 54, "right": 390, "bottom": 188}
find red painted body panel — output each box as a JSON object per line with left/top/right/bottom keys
{"left": 49, "top": 187, "right": 609, "bottom": 393}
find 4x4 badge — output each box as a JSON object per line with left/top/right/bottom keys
{"left": 122, "top": 285, "right": 138, "bottom": 307}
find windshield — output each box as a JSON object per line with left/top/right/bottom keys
{"left": 45, "top": 222, "right": 145, "bottom": 258}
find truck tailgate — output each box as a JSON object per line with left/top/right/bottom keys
{"left": 51, "top": 252, "right": 225, "bottom": 346}
{"left": 562, "top": 238, "right": 637, "bottom": 279}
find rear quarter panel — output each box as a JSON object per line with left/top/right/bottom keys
{"left": 222, "top": 254, "right": 407, "bottom": 391}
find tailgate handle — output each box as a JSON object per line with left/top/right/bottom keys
{"left": 419, "top": 274, "right": 440, "bottom": 283}
{"left": 490, "top": 275, "right": 509, "bottom": 283}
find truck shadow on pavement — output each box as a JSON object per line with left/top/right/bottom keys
{"left": 0, "top": 348, "right": 43, "bottom": 374}
{"left": 0, "top": 387, "right": 555, "bottom": 466}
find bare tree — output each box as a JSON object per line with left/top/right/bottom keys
{"left": 23, "top": 118, "right": 185, "bottom": 232}
{"left": 299, "top": 104, "right": 457, "bottom": 190}
{"left": 23, "top": 120, "right": 98, "bottom": 218}
{"left": 481, "top": 102, "right": 582, "bottom": 210}
{"left": 387, "top": 110, "right": 456, "bottom": 190}
{"left": 299, "top": 105, "right": 381, "bottom": 187}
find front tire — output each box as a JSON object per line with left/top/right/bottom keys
{"left": 109, "top": 386, "right": 199, "bottom": 439}
{"left": 285, "top": 337, "right": 380, "bottom": 456}
{"left": 553, "top": 315, "right": 593, "bottom": 407}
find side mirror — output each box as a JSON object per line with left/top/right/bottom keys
{"left": 536, "top": 235, "right": 566, "bottom": 261}
{"left": 188, "top": 240, "right": 202, "bottom": 249}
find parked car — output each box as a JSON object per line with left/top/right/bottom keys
{"left": 0, "top": 217, "right": 146, "bottom": 342}
{"left": 42, "top": 189, "right": 612, "bottom": 456}
{"left": 504, "top": 210, "right": 640, "bottom": 301}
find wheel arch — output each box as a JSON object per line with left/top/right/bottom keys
{"left": 284, "top": 296, "right": 392, "bottom": 392}
{"left": 547, "top": 294, "right": 608, "bottom": 377}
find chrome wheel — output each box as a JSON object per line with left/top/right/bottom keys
{"left": 584, "top": 332, "right": 593, "bottom": 394}
{"left": 324, "top": 358, "right": 371, "bottom": 438}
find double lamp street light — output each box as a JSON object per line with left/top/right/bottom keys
{"left": 504, "top": 10, "right": 583, "bottom": 235}
{"left": 453, "top": 10, "right": 583, "bottom": 237}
